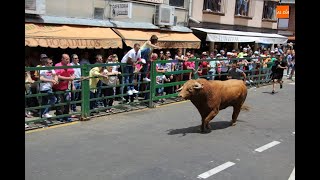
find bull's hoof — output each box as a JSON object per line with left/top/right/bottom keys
{"left": 231, "top": 122, "right": 237, "bottom": 126}
{"left": 206, "top": 124, "right": 212, "bottom": 130}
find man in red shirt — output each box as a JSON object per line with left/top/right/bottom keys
{"left": 197, "top": 52, "right": 209, "bottom": 79}
{"left": 53, "top": 54, "right": 75, "bottom": 122}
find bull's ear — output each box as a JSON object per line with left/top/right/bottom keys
{"left": 193, "top": 82, "right": 203, "bottom": 89}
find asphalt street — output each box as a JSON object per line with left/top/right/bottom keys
{"left": 26, "top": 80, "right": 295, "bottom": 180}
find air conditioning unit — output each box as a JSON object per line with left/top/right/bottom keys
{"left": 154, "top": 4, "right": 175, "bottom": 26}
{"left": 25, "top": 0, "right": 46, "bottom": 15}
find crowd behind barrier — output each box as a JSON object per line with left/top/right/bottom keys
{"left": 25, "top": 47, "right": 295, "bottom": 129}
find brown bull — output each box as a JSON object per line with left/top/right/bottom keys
{"left": 177, "top": 78, "right": 248, "bottom": 133}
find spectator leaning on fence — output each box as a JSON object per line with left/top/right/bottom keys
{"left": 53, "top": 54, "right": 75, "bottom": 122}
{"left": 121, "top": 43, "right": 141, "bottom": 96}
{"left": 228, "top": 63, "right": 247, "bottom": 82}
{"left": 95, "top": 54, "right": 105, "bottom": 107}
{"left": 39, "top": 57, "right": 58, "bottom": 118}
{"left": 101, "top": 66, "right": 121, "bottom": 112}
{"left": 70, "top": 54, "right": 81, "bottom": 112}
{"left": 197, "top": 52, "right": 210, "bottom": 80}
{"left": 208, "top": 52, "right": 217, "bottom": 80}
{"left": 88, "top": 66, "right": 109, "bottom": 112}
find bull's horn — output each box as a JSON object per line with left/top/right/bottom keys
{"left": 193, "top": 82, "right": 203, "bottom": 89}
{"left": 176, "top": 86, "right": 184, "bottom": 92}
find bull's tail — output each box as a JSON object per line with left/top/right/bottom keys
{"left": 241, "top": 104, "right": 250, "bottom": 111}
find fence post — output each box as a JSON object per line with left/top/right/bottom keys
{"left": 149, "top": 61, "right": 156, "bottom": 108}
{"left": 81, "top": 64, "right": 90, "bottom": 120}
{"left": 258, "top": 57, "right": 262, "bottom": 87}
{"left": 193, "top": 58, "right": 199, "bottom": 79}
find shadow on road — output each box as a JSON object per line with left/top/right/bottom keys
{"left": 166, "top": 121, "right": 231, "bottom": 136}
{"left": 262, "top": 91, "right": 278, "bottom": 94}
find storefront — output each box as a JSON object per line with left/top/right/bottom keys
{"left": 112, "top": 28, "right": 201, "bottom": 50}
{"left": 192, "top": 27, "right": 288, "bottom": 52}
{"left": 25, "top": 23, "right": 123, "bottom": 63}
{"left": 25, "top": 23, "right": 201, "bottom": 63}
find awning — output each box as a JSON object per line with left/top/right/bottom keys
{"left": 112, "top": 29, "right": 201, "bottom": 49}
{"left": 288, "top": 36, "right": 295, "bottom": 41}
{"left": 25, "top": 23, "right": 122, "bottom": 49}
{"left": 192, "top": 27, "right": 288, "bottom": 44}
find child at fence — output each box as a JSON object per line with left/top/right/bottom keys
{"left": 140, "top": 35, "right": 160, "bottom": 82}
{"left": 101, "top": 66, "right": 121, "bottom": 113}
{"left": 156, "top": 74, "right": 170, "bottom": 102}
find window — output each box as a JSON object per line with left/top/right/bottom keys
{"left": 278, "top": 19, "right": 289, "bottom": 29}
{"left": 203, "top": 0, "right": 224, "bottom": 14}
{"left": 25, "top": 0, "right": 36, "bottom": 10}
{"left": 94, "top": 8, "right": 104, "bottom": 19}
{"left": 169, "top": 0, "right": 184, "bottom": 7}
{"left": 235, "top": 0, "right": 251, "bottom": 16}
{"left": 262, "top": 1, "right": 277, "bottom": 20}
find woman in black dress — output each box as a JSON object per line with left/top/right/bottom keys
{"left": 271, "top": 54, "right": 287, "bottom": 94}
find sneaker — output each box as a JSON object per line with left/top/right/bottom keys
{"left": 143, "top": 77, "right": 151, "bottom": 82}
{"left": 64, "top": 118, "right": 72, "bottom": 122}
{"left": 127, "top": 90, "right": 133, "bottom": 95}
{"left": 43, "top": 113, "right": 52, "bottom": 118}
{"left": 132, "top": 89, "right": 139, "bottom": 94}
{"left": 25, "top": 124, "right": 29, "bottom": 128}
{"left": 280, "top": 84, "right": 283, "bottom": 89}
{"left": 272, "top": 90, "right": 275, "bottom": 94}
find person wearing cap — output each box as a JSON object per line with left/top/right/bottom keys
{"left": 270, "top": 54, "right": 287, "bottom": 94}
{"left": 220, "top": 49, "right": 226, "bottom": 58}
{"left": 197, "top": 52, "right": 209, "bottom": 79}
{"left": 33, "top": 54, "right": 48, "bottom": 80}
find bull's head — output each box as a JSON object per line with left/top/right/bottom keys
{"left": 177, "top": 80, "right": 203, "bottom": 100}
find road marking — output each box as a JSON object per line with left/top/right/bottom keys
{"left": 288, "top": 167, "right": 295, "bottom": 180}
{"left": 197, "top": 161, "right": 235, "bottom": 179}
{"left": 255, "top": 141, "right": 281, "bottom": 152}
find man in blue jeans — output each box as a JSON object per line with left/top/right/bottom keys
{"left": 39, "top": 57, "right": 58, "bottom": 118}
{"left": 121, "top": 43, "right": 141, "bottom": 96}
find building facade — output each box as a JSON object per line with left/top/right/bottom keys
{"left": 25, "top": 0, "right": 201, "bottom": 54}
{"left": 188, "top": 0, "right": 288, "bottom": 52}
{"left": 277, "top": 0, "right": 295, "bottom": 43}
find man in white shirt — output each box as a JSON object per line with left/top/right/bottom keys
{"left": 70, "top": 54, "right": 81, "bottom": 112}
{"left": 121, "top": 43, "right": 141, "bottom": 95}
{"left": 39, "top": 57, "right": 58, "bottom": 118}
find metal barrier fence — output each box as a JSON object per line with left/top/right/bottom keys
{"left": 25, "top": 57, "right": 273, "bottom": 129}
